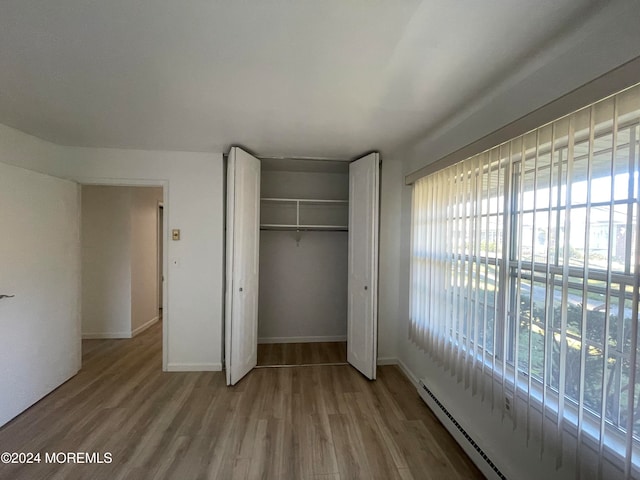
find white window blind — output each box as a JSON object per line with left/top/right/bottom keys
{"left": 410, "top": 84, "right": 640, "bottom": 479}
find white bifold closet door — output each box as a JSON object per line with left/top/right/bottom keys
{"left": 347, "top": 152, "right": 380, "bottom": 380}
{"left": 225, "top": 147, "right": 261, "bottom": 386}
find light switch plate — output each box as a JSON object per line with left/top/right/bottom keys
{"left": 172, "top": 229, "right": 180, "bottom": 241}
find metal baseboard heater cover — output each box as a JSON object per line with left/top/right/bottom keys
{"left": 418, "top": 379, "right": 507, "bottom": 480}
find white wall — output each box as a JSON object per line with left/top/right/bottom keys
{"left": 258, "top": 231, "right": 348, "bottom": 342}
{"left": 378, "top": 3, "right": 640, "bottom": 480}
{"left": 130, "top": 187, "right": 163, "bottom": 335}
{"left": 376, "top": 155, "right": 403, "bottom": 363}
{"left": 0, "top": 123, "right": 224, "bottom": 371}
{"left": 81, "top": 186, "right": 132, "bottom": 338}
{"left": 0, "top": 162, "right": 80, "bottom": 427}
{"left": 261, "top": 170, "right": 349, "bottom": 199}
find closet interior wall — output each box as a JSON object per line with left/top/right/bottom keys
{"left": 258, "top": 159, "right": 349, "bottom": 344}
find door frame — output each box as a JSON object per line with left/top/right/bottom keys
{"left": 78, "top": 178, "right": 170, "bottom": 371}
{"left": 157, "top": 202, "right": 164, "bottom": 310}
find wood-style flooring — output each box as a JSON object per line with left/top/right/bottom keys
{"left": 0, "top": 321, "right": 484, "bottom": 480}
{"left": 257, "top": 342, "right": 347, "bottom": 367}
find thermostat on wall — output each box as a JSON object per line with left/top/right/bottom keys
{"left": 172, "top": 229, "right": 181, "bottom": 240}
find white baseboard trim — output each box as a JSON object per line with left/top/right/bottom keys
{"left": 166, "top": 362, "right": 222, "bottom": 372}
{"left": 377, "top": 357, "right": 398, "bottom": 366}
{"left": 132, "top": 316, "right": 159, "bottom": 337}
{"left": 396, "top": 357, "right": 420, "bottom": 388}
{"left": 258, "top": 335, "right": 347, "bottom": 344}
{"left": 82, "top": 332, "right": 132, "bottom": 339}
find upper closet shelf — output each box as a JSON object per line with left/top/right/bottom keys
{"left": 259, "top": 224, "right": 348, "bottom": 231}
{"left": 260, "top": 197, "right": 348, "bottom": 231}
{"left": 261, "top": 197, "right": 348, "bottom": 204}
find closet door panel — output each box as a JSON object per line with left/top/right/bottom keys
{"left": 347, "top": 152, "right": 380, "bottom": 380}
{"left": 225, "top": 147, "right": 261, "bottom": 386}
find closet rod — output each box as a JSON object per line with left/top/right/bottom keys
{"left": 260, "top": 226, "right": 348, "bottom": 232}
{"left": 261, "top": 197, "right": 348, "bottom": 204}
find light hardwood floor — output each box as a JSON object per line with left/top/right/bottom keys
{"left": 0, "top": 322, "right": 484, "bottom": 480}
{"left": 257, "top": 342, "right": 347, "bottom": 367}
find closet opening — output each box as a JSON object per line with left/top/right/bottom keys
{"left": 225, "top": 147, "right": 379, "bottom": 386}
{"left": 256, "top": 158, "right": 350, "bottom": 367}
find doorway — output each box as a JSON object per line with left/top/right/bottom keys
{"left": 80, "top": 185, "right": 167, "bottom": 368}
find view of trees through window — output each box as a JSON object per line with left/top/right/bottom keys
{"left": 509, "top": 120, "right": 640, "bottom": 438}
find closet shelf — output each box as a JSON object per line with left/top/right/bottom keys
{"left": 260, "top": 224, "right": 348, "bottom": 231}
{"left": 260, "top": 197, "right": 348, "bottom": 232}
{"left": 261, "top": 197, "right": 348, "bottom": 204}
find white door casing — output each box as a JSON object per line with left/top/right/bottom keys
{"left": 158, "top": 204, "right": 164, "bottom": 309}
{"left": 347, "top": 152, "right": 380, "bottom": 380}
{"left": 225, "top": 147, "right": 261, "bottom": 386}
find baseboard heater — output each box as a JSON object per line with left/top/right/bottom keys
{"left": 418, "top": 379, "right": 507, "bottom": 480}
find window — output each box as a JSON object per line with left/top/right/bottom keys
{"left": 410, "top": 85, "right": 640, "bottom": 477}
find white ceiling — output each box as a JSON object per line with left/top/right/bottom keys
{"left": 0, "top": 0, "right": 602, "bottom": 157}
